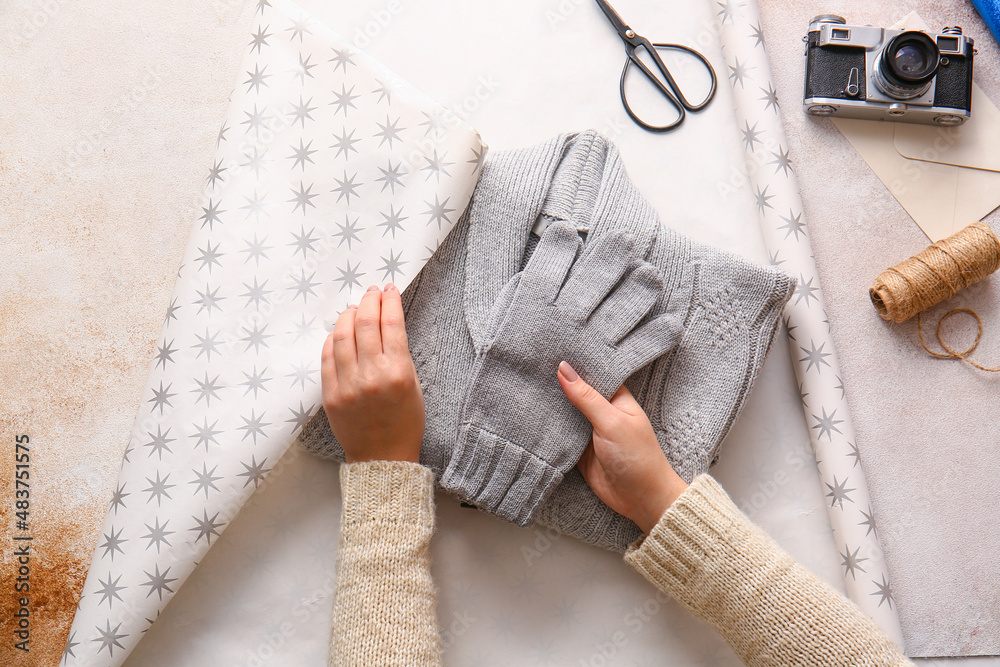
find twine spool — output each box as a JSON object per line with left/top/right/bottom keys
{"left": 869, "top": 221, "right": 1000, "bottom": 371}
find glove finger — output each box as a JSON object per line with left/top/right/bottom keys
{"left": 589, "top": 262, "right": 664, "bottom": 343}
{"left": 521, "top": 219, "right": 582, "bottom": 301}
{"left": 617, "top": 313, "right": 683, "bottom": 373}
{"left": 556, "top": 230, "right": 639, "bottom": 320}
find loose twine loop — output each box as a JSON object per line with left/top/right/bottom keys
{"left": 869, "top": 221, "right": 1000, "bottom": 372}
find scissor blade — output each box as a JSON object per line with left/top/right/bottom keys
{"left": 594, "top": 0, "right": 632, "bottom": 39}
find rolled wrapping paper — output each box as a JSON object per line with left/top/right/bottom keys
{"left": 712, "top": 0, "right": 905, "bottom": 647}
{"left": 870, "top": 221, "right": 1000, "bottom": 322}
{"left": 61, "top": 1, "right": 484, "bottom": 664}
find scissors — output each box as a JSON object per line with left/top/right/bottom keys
{"left": 595, "top": 0, "right": 718, "bottom": 132}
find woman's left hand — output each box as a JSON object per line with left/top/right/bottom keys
{"left": 321, "top": 283, "right": 425, "bottom": 463}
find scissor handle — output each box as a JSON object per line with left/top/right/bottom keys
{"left": 620, "top": 39, "right": 718, "bottom": 133}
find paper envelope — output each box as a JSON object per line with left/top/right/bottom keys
{"left": 831, "top": 13, "right": 1000, "bottom": 242}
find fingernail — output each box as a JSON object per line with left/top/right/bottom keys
{"left": 384, "top": 283, "right": 397, "bottom": 292}
{"left": 348, "top": 304, "right": 358, "bottom": 310}
{"left": 558, "top": 361, "right": 578, "bottom": 382}
{"left": 366, "top": 285, "right": 379, "bottom": 292}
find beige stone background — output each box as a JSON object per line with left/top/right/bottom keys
{"left": 1, "top": 0, "right": 999, "bottom": 664}
{"left": 0, "top": 1, "right": 257, "bottom": 664}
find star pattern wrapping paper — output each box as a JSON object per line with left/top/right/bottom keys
{"left": 713, "top": 0, "right": 905, "bottom": 647}
{"left": 61, "top": 1, "right": 484, "bottom": 663}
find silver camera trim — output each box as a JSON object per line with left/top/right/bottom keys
{"left": 803, "top": 20, "right": 973, "bottom": 126}
{"left": 804, "top": 97, "right": 969, "bottom": 125}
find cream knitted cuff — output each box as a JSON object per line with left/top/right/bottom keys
{"left": 333, "top": 460, "right": 442, "bottom": 667}
{"left": 624, "top": 474, "right": 914, "bottom": 667}
{"left": 623, "top": 473, "right": 738, "bottom": 601}
{"left": 339, "top": 460, "right": 436, "bottom": 529}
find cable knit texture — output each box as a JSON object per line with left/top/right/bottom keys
{"left": 331, "top": 461, "right": 441, "bottom": 667}
{"left": 303, "top": 130, "right": 796, "bottom": 552}
{"left": 625, "top": 474, "right": 914, "bottom": 667}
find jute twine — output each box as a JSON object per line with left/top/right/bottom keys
{"left": 869, "top": 221, "right": 1000, "bottom": 371}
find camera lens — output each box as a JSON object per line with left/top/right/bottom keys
{"left": 874, "top": 31, "right": 940, "bottom": 99}
{"left": 894, "top": 44, "right": 930, "bottom": 75}
{"left": 886, "top": 34, "right": 939, "bottom": 82}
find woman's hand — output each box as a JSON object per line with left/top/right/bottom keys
{"left": 321, "top": 283, "right": 425, "bottom": 463}
{"left": 557, "top": 361, "right": 688, "bottom": 534}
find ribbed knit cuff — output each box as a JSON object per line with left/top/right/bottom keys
{"left": 540, "top": 486, "right": 644, "bottom": 553}
{"left": 624, "top": 477, "right": 915, "bottom": 667}
{"left": 439, "top": 423, "right": 563, "bottom": 527}
{"left": 339, "top": 460, "right": 436, "bottom": 529}
{"left": 624, "top": 473, "right": 740, "bottom": 599}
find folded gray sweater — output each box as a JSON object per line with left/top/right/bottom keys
{"left": 301, "top": 130, "right": 795, "bottom": 552}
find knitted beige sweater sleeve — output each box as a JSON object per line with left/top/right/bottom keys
{"left": 330, "top": 460, "right": 443, "bottom": 667}
{"left": 625, "top": 474, "right": 914, "bottom": 667}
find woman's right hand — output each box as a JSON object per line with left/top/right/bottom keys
{"left": 557, "top": 361, "right": 689, "bottom": 534}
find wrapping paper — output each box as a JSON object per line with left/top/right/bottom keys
{"left": 61, "top": 1, "right": 483, "bottom": 664}
{"left": 712, "top": 0, "right": 905, "bottom": 647}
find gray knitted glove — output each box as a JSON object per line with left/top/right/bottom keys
{"left": 438, "top": 219, "right": 682, "bottom": 526}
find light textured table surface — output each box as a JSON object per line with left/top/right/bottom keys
{"left": 760, "top": 0, "right": 1000, "bottom": 657}
{"left": 0, "top": 0, "right": 997, "bottom": 664}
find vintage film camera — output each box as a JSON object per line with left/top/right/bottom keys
{"left": 803, "top": 15, "right": 974, "bottom": 126}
